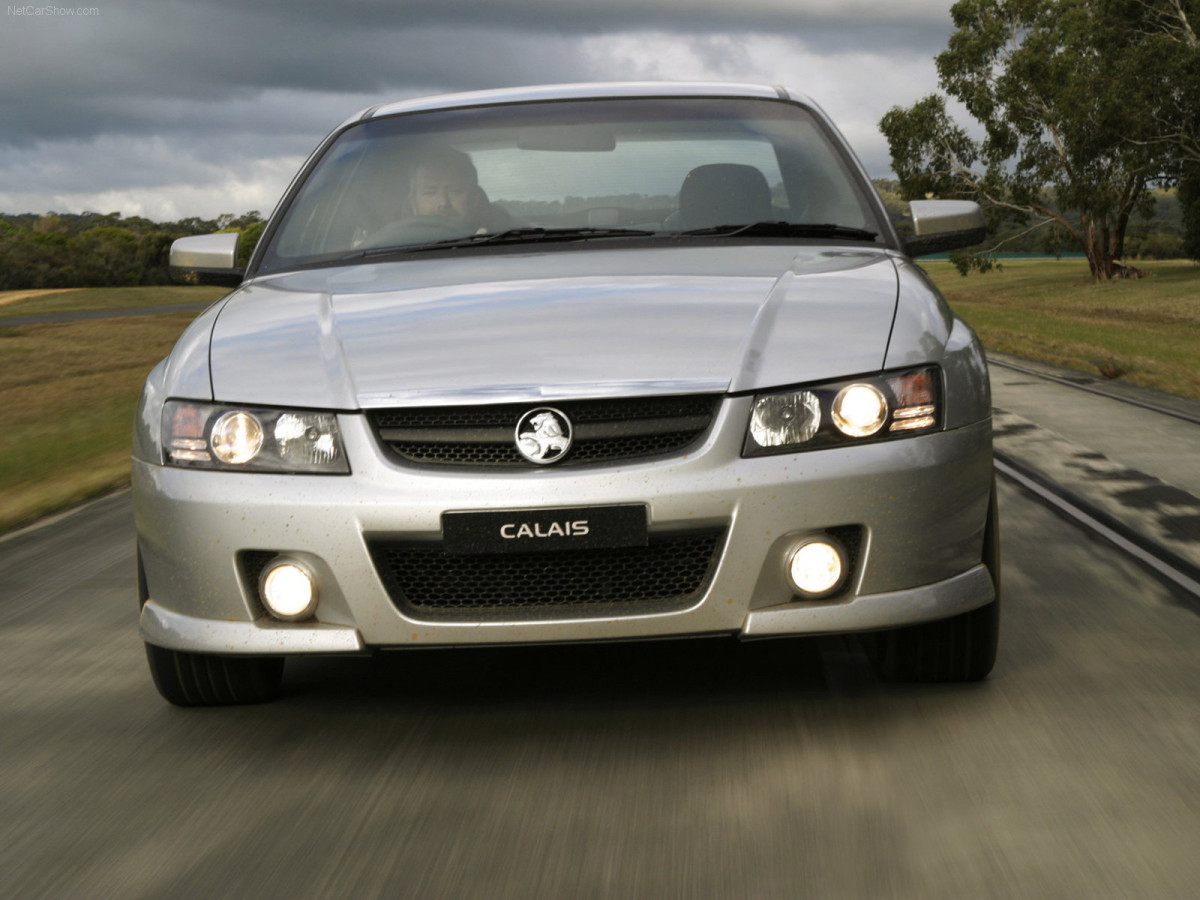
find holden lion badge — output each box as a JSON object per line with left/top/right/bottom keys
{"left": 516, "top": 408, "right": 573, "bottom": 464}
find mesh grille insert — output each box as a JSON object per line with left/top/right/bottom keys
{"left": 369, "top": 529, "right": 725, "bottom": 621}
{"left": 813, "top": 525, "right": 863, "bottom": 600}
{"left": 238, "top": 550, "right": 277, "bottom": 613}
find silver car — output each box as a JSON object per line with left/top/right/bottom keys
{"left": 135, "top": 82, "right": 998, "bottom": 705}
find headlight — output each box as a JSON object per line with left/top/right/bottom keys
{"left": 748, "top": 389, "right": 821, "bottom": 448}
{"left": 743, "top": 366, "right": 942, "bottom": 456}
{"left": 210, "top": 411, "right": 264, "bottom": 464}
{"left": 163, "top": 401, "right": 350, "bottom": 473}
{"left": 831, "top": 384, "right": 888, "bottom": 438}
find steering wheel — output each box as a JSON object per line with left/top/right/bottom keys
{"left": 363, "top": 216, "right": 466, "bottom": 248}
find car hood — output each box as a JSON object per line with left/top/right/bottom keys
{"left": 206, "top": 245, "right": 900, "bottom": 409}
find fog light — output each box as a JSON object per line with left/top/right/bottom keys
{"left": 786, "top": 537, "right": 848, "bottom": 598}
{"left": 259, "top": 559, "right": 318, "bottom": 621}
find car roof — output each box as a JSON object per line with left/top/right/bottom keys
{"left": 339, "top": 82, "right": 816, "bottom": 129}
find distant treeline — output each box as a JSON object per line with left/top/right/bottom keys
{"left": 0, "top": 211, "right": 264, "bottom": 291}
{"left": 1, "top": 187, "right": 1194, "bottom": 291}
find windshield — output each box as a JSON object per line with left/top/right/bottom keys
{"left": 257, "top": 97, "right": 885, "bottom": 273}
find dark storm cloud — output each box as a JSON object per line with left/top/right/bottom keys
{"left": 1, "top": 16, "right": 596, "bottom": 146}
{"left": 1, "top": 0, "right": 952, "bottom": 145}
{"left": 0, "top": 0, "right": 955, "bottom": 215}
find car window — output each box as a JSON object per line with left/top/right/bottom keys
{"left": 471, "top": 138, "right": 786, "bottom": 224}
{"left": 259, "top": 97, "right": 883, "bottom": 273}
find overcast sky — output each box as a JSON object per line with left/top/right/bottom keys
{"left": 0, "top": 0, "right": 958, "bottom": 221}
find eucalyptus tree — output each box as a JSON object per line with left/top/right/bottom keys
{"left": 881, "top": 0, "right": 1184, "bottom": 279}
{"left": 1131, "top": 0, "right": 1199, "bottom": 161}
{"left": 1129, "top": 0, "right": 1200, "bottom": 260}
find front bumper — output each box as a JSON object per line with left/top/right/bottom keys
{"left": 140, "top": 565, "right": 994, "bottom": 654}
{"left": 135, "top": 401, "right": 994, "bottom": 655}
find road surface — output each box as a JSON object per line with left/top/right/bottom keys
{"left": 2, "top": 482, "right": 1199, "bottom": 898}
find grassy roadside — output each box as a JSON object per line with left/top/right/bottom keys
{"left": 0, "top": 285, "right": 224, "bottom": 318}
{"left": 923, "top": 259, "right": 1200, "bottom": 402}
{"left": 0, "top": 287, "right": 226, "bottom": 535}
{"left": 0, "top": 266, "right": 1197, "bottom": 536}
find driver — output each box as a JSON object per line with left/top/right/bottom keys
{"left": 406, "top": 146, "right": 510, "bottom": 234}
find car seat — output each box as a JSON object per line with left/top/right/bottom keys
{"left": 674, "top": 163, "right": 773, "bottom": 230}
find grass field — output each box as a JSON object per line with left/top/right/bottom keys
{"left": 0, "top": 284, "right": 224, "bottom": 318}
{"left": 923, "top": 258, "right": 1200, "bottom": 401}
{"left": 0, "top": 262, "right": 1196, "bottom": 535}
{"left": 0, "top": 286, "right": 227, "bottom": 534}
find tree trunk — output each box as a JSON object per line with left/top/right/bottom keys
{"left": 1083, "top": 223, "right": 1119, "bottom": 281}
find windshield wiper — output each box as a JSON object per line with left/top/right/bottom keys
{"left": 340, "top": 221, "right": 876, "bottom": 263}
{"left": 346, "top": 226, "right": 659, "bottom": 260}
{"left": 460, "top": 226, "right": 658, "bottom": 245}
{"left": 678, "top": 221, "right": 879, "bottom": 241}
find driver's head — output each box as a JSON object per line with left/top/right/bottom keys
{"left": 408, "top": 147, "right": 479, "bottom": 222}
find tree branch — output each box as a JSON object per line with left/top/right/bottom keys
{"left": 1138, "top": 0, "right": 1199, "bottom": 46}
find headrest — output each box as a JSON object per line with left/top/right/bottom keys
{"left": 678, "top": 163, "right": 772, "bottom": 229}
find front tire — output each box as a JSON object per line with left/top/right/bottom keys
{"left": 145, "top": 643, "right": 284, "bottom": 706}
{"left": 867, "top": 475, "right": 1000, "bottom": 683}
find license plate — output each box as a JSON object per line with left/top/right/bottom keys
{"left": 442, "top": 505, "right": 648, "bottom": 556}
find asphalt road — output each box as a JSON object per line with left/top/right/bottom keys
{"left": 3, "top": 483, "right": 1199, "bottom": 899}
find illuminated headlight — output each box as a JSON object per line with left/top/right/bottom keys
{"left": 211, "top": 411, "right": 264, "bottom": 464}
{"left": 832, "top": 384, "right": 887, "bottom": 438}
{"left": 163, "top": 401, "right": 350, "bottom": 473}
{"left": 259, "top": 558, "right": 318, "bottom": 621}
{"left": 744, "top": 367, "right": 942, "bottom": 456}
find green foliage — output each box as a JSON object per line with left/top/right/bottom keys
{"left": 949, "top": 250, "right": 1001, "bottom": 276}
{"left": 879, "top": 97, "right": 978, "bottom": 202}
{"left": 872, "top": 179, "right": 912, "bottom": 235}
{"left": 0, "top": 210, "right": 262, "bottom": 290}
{"left": 1181, "top": 164, "right": 1200, "bottom": 262}
{"left": 237, "top": 221, "right": 266, "bottom": 268}
{"left": 881, "top": 0, "right": 1197, "bottom": 280}
{"left": 214, "top": 211, "right": 265, "bottom": 268}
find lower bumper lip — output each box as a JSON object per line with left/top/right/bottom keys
{"left": 138, "top": 564, "right": 994, "bottom": 654}
{"left": 741, "top": 565, "right": 994, "bottom": 637}
{"left": 139, "top": 600, "right": 365, "bottom": 654}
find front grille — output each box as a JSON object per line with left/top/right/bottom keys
{"left": 369, "top": 529, "right": 725, "bottom": 621}
{"left": 369, "top": 394, "right": 720, "bottom": 468}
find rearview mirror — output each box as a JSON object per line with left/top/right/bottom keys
{"left": 517, "top": 125, "right": 617, "bottom": 152}
{"left": 902, "top": 200, "right": 986, "bottom": 257}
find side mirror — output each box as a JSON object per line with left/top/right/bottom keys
{"left": 169, "top": 233, "right": 243, "bottom": 286}
{"left": 902, "top": 200, "right": 986, "bottom": 257}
